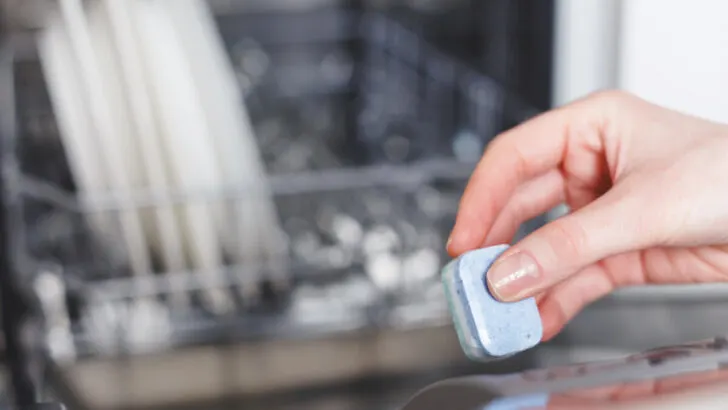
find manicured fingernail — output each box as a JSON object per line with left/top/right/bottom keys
{"left": 487, "top": 251, "right": 541, "bottom": 301}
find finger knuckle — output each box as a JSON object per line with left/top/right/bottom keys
{"left": 587, "top": 89, "right": 642, "bottom": 119}
{"left": 589, "top": 89, "right": 632, "bottom": 106}
{"left": 547, "top": 217, "right": 589, "bottom": 261}
{"left": 579, "top": 90, "right": 640, "bottom": 144}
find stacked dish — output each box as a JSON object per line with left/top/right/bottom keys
{"left": 38, "top": 0, "right": 287, "bottom": 316}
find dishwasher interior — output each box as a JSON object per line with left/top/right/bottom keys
{"left": 2, "top": 1, "right": 728, "bottom": 409}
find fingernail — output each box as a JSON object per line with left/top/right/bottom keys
{"left": 487, "top": 251, "right": 541, "bottom": 301}
{"left": 446, "top": 235, "right": 453, "bottom": 248}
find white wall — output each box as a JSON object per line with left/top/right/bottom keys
{"left": 619, "top": 0, "right": 728, "bottom": 123}
{"left": 554, "top": 0, "right": 728, "bottom": 124}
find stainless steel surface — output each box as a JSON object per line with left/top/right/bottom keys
{"left": 558, "top": 285, "right": 728, "bottom": 350}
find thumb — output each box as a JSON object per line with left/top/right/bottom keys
{"left": 485, "top": 190, "right": 649, "bottom": 302}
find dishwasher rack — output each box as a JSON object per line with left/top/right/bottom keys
{"left": 1, "top": 8, "right": 541, "bottom": 409}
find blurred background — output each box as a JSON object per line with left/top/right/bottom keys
{"left": 0, "top": 0, "right": 726, "bottom": 409}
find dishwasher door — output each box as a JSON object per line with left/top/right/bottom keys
{"left": 402, "top": 336, "right": 728, "bottom": 410}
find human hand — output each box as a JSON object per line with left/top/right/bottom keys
{"left": 447, "top": 90, "right": 728, "bottom": 340}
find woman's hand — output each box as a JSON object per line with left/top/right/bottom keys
{"left": 447, "top": 90, "right": 728, "bottom": 341}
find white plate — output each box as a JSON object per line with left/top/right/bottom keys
{"left": 133, "top": 0, "right": 233, "bottom": 314}
{"left": 38, "top": 11, "right": 120, "bottom": 259}
{"left": 163, "top": 0, "right": 288, "bottom": 284}
{"left": 55, "top": 0, "right": 153, "bottom": 283}
{"left": 97, "top": 0, "right": 189, "bottom": 308}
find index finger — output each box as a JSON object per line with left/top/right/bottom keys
{"left": 446, "top": 92, "right": 613, "bottom": 256}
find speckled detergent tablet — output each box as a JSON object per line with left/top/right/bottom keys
{"left": 442, "top": 245, "right": 542, "bottom": 361}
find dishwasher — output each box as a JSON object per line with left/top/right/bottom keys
{"left": 0, "top": 1, "right": 542, "bottom": 408}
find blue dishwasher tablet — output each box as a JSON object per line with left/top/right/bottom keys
{"left": 485, "top": 394, "right": 549, "bottom": 410}
{"left": 442, "top": 245, "right": 543, "bottom": 361}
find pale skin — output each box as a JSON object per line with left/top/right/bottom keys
{"left": 447, "top": 90, "right": 728, "bottom": 341}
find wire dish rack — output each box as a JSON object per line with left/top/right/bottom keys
{"left": 6, "top": 7, "right": 542, "bottom": 409}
